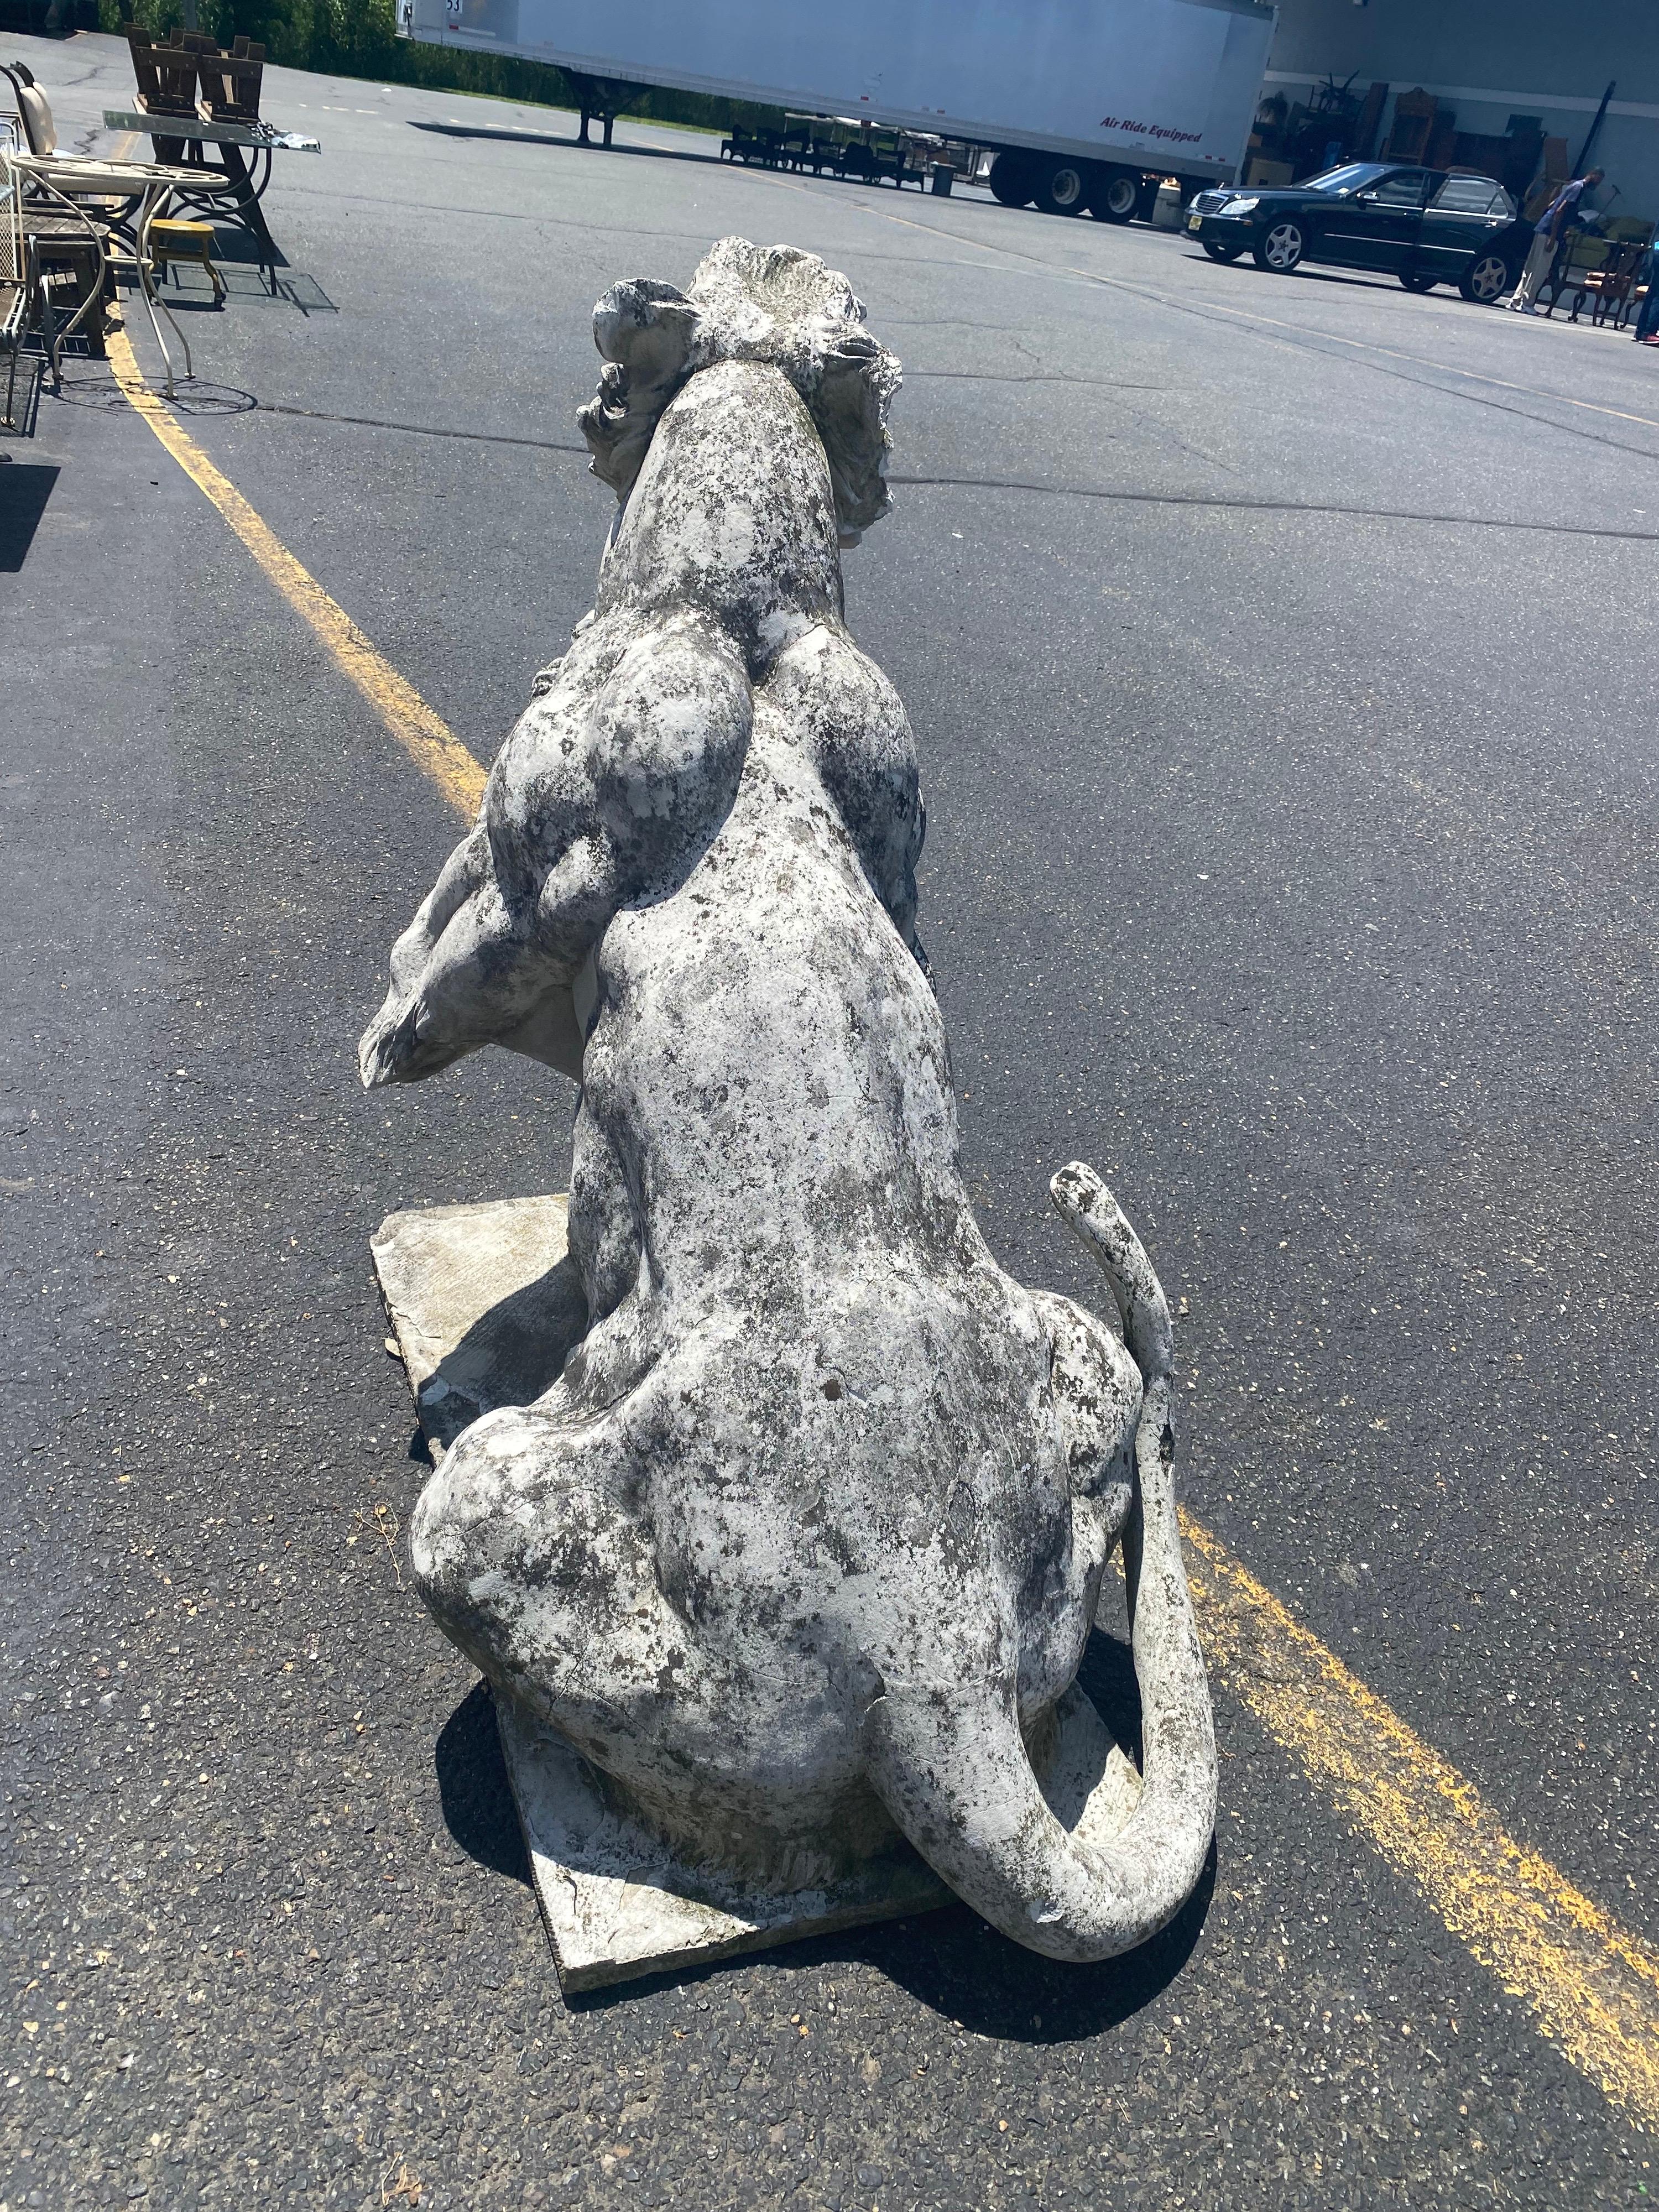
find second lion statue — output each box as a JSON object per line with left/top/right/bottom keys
{"left": 362, "top": 238, "right": 1215, "bottom": 1961}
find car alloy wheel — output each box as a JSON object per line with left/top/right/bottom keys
{"left": 1203, "top": 240, "right": 1243, "bottom": 263}
{"left": 1256, "top": 220, "right": 1305, "bottom": 273}
{"left": 1460, "top": 252, "right": 1509, "bottom": 305}
{"left": 1399, "top": 270, "right": 1437, "bottom": 293}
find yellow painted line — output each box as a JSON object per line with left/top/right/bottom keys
{"left": 107, "top": 336, "right": 1659, "bottom": 2128}
{"left": 105, "top": 317, "right": 487, "bottom": 817}
{"left": 1184, "top": 1512, "right": 1659, "bottom": 2127}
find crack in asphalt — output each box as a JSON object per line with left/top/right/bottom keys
{"left": 888, "top": 472, "right": 1659, "bottom": 541}
{"left": 242, "top": 405, "right": 1658, "bottom": 540}
{"left": 906, "top": 370, "right": 1167, "bottom": 389}
{"left": 254, "top": 400, "right": 587, "bottom": 455}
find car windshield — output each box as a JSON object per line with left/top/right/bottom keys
{"left": 1298, "top": 163, "right": 1390, "bottom": 195}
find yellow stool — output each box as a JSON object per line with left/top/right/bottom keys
{"left": 148, "top": 218, "right": 226, "bottom": 304}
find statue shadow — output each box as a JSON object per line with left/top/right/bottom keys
{"left": 435, "top": 1678, "right": 531, "bottom": 1886}
{"left": 806, "top": 1844, "right": 1215, "bottom": 2048}
{"left": 411, "top": 1249, "right": 587, "bottom": 1457}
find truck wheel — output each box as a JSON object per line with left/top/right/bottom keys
{"left": 1458, "top": 252, "right": 1510, "bottom": 304}
{"left": 1089, "top": 168, "right": 1139, "bottom": 223}
{"left": 988, "top": 152, "right": 1037, "bottom": 208}
{"left": 1254, "top": 218, "right": 1306, "bottom": 273}
{"left": 1035, "top": 160, "right": 1091, "bottom": 216}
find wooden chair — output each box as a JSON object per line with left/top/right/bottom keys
{"left": 1537, "top": 232, "right": 1601, "bottom": 318}
{"left": 1566, "top": 239, "right": 1647, "bottom": 326}
{"left": 0, "top": 143, "right": 111, "bottom": 397}
{"left": 21, "top": 207, "right": 112, "bottom": 358}
{"left": 122, "top": 26, "right": 199, "bottom": 118}
{"left": 719, "top": 129, "right": 778, "bottom": 168}
{"left": 149, "top": 215, "right": 224, "bottom": 303}
{"left": 1383, "top": 87, "right": 1436, "bottom": 164}
{"left": 122, "top": 25, "right": 198, "bottom": 166}
{"left": 775, "top": 126, "right": 817, "bottom": 173}
{"left": 195, "top": 39, "right": 265, "bottom": 126}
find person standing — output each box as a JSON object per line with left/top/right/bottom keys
{"left": 1510, "top": 166, "right": 1604, "bottom": 314}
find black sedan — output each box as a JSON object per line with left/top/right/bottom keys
{"left": 1185, "top": 163, "right": 1531, "bottom": 302}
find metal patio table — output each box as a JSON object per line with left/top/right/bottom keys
{"left": 102, "top": 107, "right": 320, "bottom": 273}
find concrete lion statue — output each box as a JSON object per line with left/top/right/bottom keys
{"left": 362, "top": 238, "right": 1215, "bottom": 1961}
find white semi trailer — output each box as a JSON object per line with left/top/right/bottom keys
{"left": 406, "top": 0, "right": 1277, "bottom": 221}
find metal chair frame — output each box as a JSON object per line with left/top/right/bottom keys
{"left": 20, "top": 175, "right": 111, "bottom": 390}
{"left": 0, "top": 64, "right": 246, "bottom": 393}
{"left": 1, "top": 164, "right": 28, "bottom": 430}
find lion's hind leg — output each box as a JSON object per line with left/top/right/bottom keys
{"left": 409, "top": 1394, "right": 711, "bottom": 1800}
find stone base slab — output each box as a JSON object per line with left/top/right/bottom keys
{"left": 494, "top": 1693, "right": 951, "bottom": 1992}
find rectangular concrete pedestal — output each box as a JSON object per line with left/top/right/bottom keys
{"left": 372, "top": 1195, "right": 951, "bottom": 1994}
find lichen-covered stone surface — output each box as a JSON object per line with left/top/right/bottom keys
{"left": 361, "top": 237, "right": 1216, "bottom": 1968}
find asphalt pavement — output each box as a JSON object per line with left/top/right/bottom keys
{"left": 4, "top": 31, "right": 1658, "bottom": 2210}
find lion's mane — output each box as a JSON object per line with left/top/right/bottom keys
{"left": 577, "top": 237, "right": 902, "bottom": 542}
